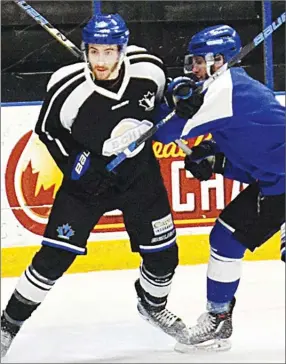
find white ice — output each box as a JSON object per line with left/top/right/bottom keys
{"left": 1, "top": 260, "right": 285, "bottom": 363}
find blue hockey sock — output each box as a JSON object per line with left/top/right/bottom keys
{"left": 207, "top": 220, "right": 246, "bottom": 313}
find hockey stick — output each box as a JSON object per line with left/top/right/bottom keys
{"left": 13, "top": 0, "right": 83, "bottom": 60}
{"left": 106, "top": 11, "right": 285, "bottom": 171}
{"left": 14, "top": 0, "right": 285, "bottom": 169}
{"left": 175, "top": 11, "right": 285, "bottom": 154}
{"left": 13, "top": 0, "right": 192, "bottom": 160}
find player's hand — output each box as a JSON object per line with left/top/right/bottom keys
{"left": 175, "top": 91, "right": 204, "bottom": 119}
{"left": 184, "top": 141, "right": 226, "bottom": 181}
{"left": 184, "top": 157, "right": 214, "bottom": 181}
{"left": 65, "top": 150, "right": 117, "bottom": 195}
{"left": 188, "top": 140, "right": 217, "bottom": 161}
{"left": 184, "top": 154, "right": 226, "bottom": 181}
{"left": 164, "top": 76, "right": 196, "bottom": 108}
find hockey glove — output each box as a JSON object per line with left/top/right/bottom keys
{"left": 175, "top": 91, "right": 204, "bottom": 120}
{"left": 184, "top": 140, "right": 226, "bottom": 181}
{"left": 164, "top": 76, "right": 197, "bottom": 109}
{"left": 187, "top": 140, "right": 218, "bottom": 161}
{"left": 66, "top": 150, "right": 117, "bottom": 196}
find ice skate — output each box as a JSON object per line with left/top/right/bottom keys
{"left": 135, "top": 279, "right": 190, "bottom": 344}
{"left": 1, "top": 314, "right": 21, "bottom": 358}
{"left": 175, "top": 297, "right": 236, "bottom": 353}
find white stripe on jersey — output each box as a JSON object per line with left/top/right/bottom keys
{"left": 42, "top": 71, "right": 85, "bottom": 134}
{"left": 46, "top": 133, "right": 68, "bottom": 156}
{"left": 41, "top": 70, "right": 86, "bottom": 157}
{"left": 54, "top": 138, "right": 69, "bottom": 156}
{"left": 129, "top": 61, "right": 166, "bottom": 101}
{"left": 126, "top": 45, "right": 147, "bottom": 54}
{"left": 128, "top": 53, "right": 163, "bottom": 65}
{"left": 42, "top": 46, "right": 166, "bottom": 145}
{"left": 60, "top": 80, "right": 95, "bottom": 130}
{"left": 47, "top": 62, "right": 86, "bottom": 91}
{"left": 181, "top": 69, "right": 234, "bottom": 138}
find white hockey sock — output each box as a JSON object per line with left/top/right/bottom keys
{"left": 15, "top": 264, "right": 56, "bottom": 303}
{"left": 139, "top": 263, "right": 172, "bottom": 308}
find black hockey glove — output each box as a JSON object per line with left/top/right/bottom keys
{"left": 187, "top": 140, "right": 217, "bottom": 160}
{"left": 65, "top": 150, "right": 117, "bottom": 196}
{"left": 184, "top": 140, "right": 226, "bottom": 181}
{"left": 175, "top": 92, "right": 204, "bottom": 120}
{"left": 164, "top": 76, "right": 197, "bottom": 109}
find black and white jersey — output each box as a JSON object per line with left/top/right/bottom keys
{"left": 35, "top": 45, "right": 166, "bottom": 181}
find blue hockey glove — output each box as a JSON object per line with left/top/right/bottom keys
{"left": 165, "top": 76, "right": 197, "bottom": 109}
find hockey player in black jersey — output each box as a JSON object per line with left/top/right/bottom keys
{"left": 1, "top": 13, "right": 189, "bottom": 358}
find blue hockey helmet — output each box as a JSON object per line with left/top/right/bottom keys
{"left": 82, "top": 13, "right": 129, "bottom": 46}
{"left": 184, "top": 25, "right": 241, "bottom": 74}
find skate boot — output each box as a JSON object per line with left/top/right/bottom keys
{"left": 1, "top": 313, "right": 21, "bottom": 358}
{"left": 135, "top": 279, "right": 189, "bottom": 344}
{"left": 175, "top": 297, "right": 236, "bottom": 353}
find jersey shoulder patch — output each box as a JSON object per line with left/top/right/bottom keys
{"left": 47, "top": 62, "right": 86, "bottom": 91}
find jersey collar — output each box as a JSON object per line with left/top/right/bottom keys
{"left": 84, "top": 57, "right": 131, "bottom": 101}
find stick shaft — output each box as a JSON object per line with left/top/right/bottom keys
{"left": 15, "top": 1, "right": 285, "bottom": 170}
{"left": 13, "top": 0, "right": 83, "bottom": 60}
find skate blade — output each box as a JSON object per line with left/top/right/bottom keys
{"left": 174, "top": 338, "right": 231, "bottom": 353}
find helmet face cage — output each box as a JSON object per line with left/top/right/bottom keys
{"left": 184, "top": 25, "right": 241, "bottom": 76}
{"left": 184, "top": 53, "right": 217, "bottom": 77}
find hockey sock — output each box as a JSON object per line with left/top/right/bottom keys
{"left": 3, "top": 264, "right": 56, "bottom": 323}
{"left": 138, "top": 262, "right": 173, "bottom": 310}
{"left": 207, "top": 221, "right": 246, "bottom": 313}
{"left": 138, "top": 244, "right": 178, "bottom": 310}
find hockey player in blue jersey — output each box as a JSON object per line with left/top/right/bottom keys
{"left": 155, "top": 25, "right": 285, "bottom": 351}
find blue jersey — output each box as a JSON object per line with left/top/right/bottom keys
{"left": 154, "top": 67, "right": 285, "bottom": 195}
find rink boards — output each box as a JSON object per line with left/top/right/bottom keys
{"left": 1, "top": 93, "right": 285, "bottom": 277}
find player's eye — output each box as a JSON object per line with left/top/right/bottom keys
{"left": 90, "top": 49, "right": 98, "bottom": 55}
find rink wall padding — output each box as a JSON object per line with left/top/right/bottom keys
{"left": 1, "top": 233, "right": 281, "bottom": 278}
{"left": 1, "top": 93, "right": 285, "bottom": 278}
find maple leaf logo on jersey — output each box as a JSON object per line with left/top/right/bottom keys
{"left": 57, "top": 223, "right": 75, "bottom": 240}
{"left": 139, "top": 91, "right": 155, "bottom": 111}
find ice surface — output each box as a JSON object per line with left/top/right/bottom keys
{"left": 1, "top": 261, "right": 285, "bottom": 363}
